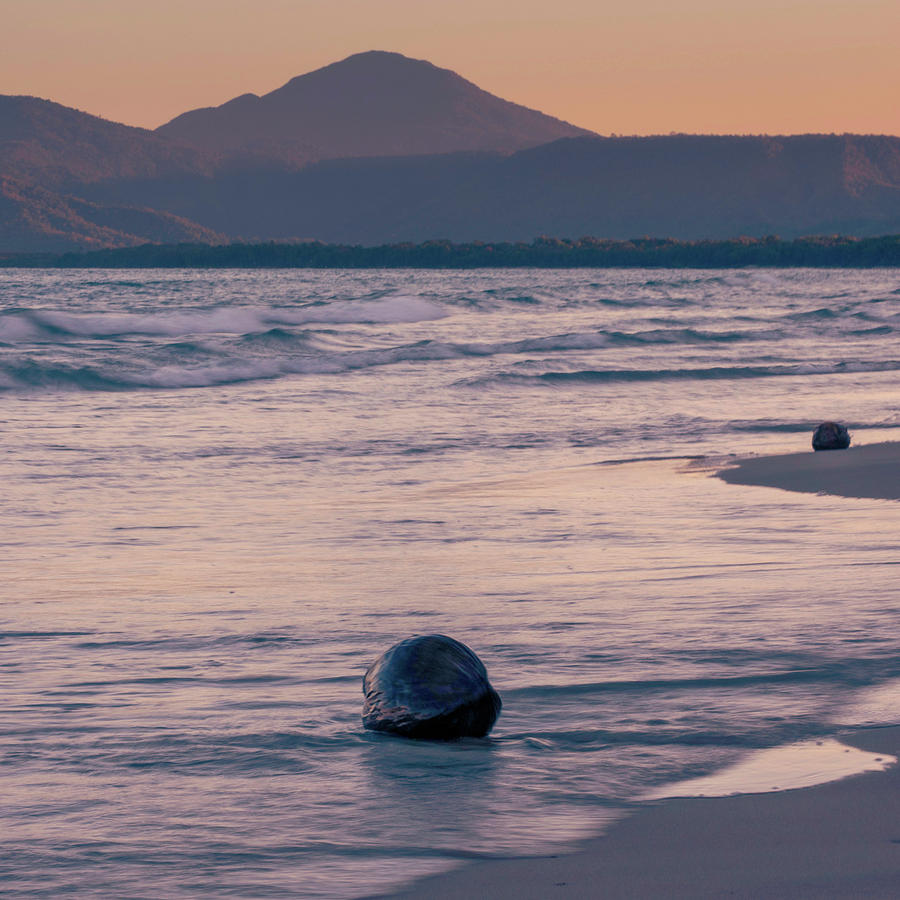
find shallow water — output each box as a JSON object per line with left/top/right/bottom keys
{"left": 2, "top": 268, "right": 900, "bottom": 897}
{"left": 648, "top": 739, "right": 895, "bottom": 799}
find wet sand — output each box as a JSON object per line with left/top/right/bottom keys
{"left": 377, "top": 444, "right": 900, "bottom": 899}
{"left": 380, "top": 727, "right": 900, "bottom": 899}
{"left": 716, "top": 440, "right": 900, "bottom": 501}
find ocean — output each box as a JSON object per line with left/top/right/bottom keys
{"left": 2, "top": 267, "right": 900, "bottom": 898}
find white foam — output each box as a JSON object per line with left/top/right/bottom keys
{"left": 139, "top": 360, "right": 286, "bottom": 388}
{"left": 36, "top": 308, "right": 273, "bottom": 338}
{"left": 1, "top": 296, "right": 447, "bottom": 342}
{"left": 286, "top": 296, "right": 447, "bottom": 325}
{"left": 646, "top": 738, "right": 894, "bottom": 799}
{"left": 117, "top": 339, "right": 467, "bottom": 389}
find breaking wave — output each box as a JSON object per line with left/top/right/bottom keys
{"left": 0, "top": 295, "right": 447, "bottom": 343}
{"left": 464, "top": 359, "right": 900, "bottom": 388}
{"left": 1, "top": 269, "right": 898, "bottom": 394}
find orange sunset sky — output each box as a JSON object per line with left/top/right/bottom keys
{"left": 4, "top": 0, "right": 898, "bottom": 135}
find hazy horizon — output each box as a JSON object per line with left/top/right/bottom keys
{"left": 3, "top": 0, "right": 898, "bottom": 136}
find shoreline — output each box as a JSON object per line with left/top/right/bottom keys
{"left": 715, "top": 440, "right": 900, "bottom": 501}
{"left": 377, "top": 726, "right": 900, "bottom": 899}
{"left": 375, "top": 445, "right": 900, "bottom": 899}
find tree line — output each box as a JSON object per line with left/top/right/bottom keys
{"left": 3, "top": 234, "right": 900, "bottom": 268}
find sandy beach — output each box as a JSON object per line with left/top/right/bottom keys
{"left": 716, "top": 440, "right": 900, "bottom": 501}
{"left": 381, "top": 726, "right": 900, "bottom": 899}
{"left": 378, "top": 443, "right": 900, "bottom": 899}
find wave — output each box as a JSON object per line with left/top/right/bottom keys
{"left": 0, "top": 360, "right": 141, "bottom": 391}
{"left": 486, "top": 328, "right": 767, "bottom": 351}
{"left": 5, "top": 345, "right": 900, "bottom": 393}
{"left": 0, "top": 319, "right": 786, "bottom": 393}
{"left": 0, "top": 295, "right": 447, "bottom": 342}
{"left": 0, "top": 299, "right": 766, "bottom": 350}
{"left": 1, "top": 280, "right": 897, "bottom": 394}
{"left": 0, "top": 338, "right": 470, "bottom": 391}
{"left": 502, "top": 665, "right": 867, "bottom": 700}
{"left": 470, "top": 359, "right": 900, "bottom": 387}
{"left": 783, "top": 298, "right": 900, "bottom": 324}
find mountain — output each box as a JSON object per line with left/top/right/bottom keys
{"left": 0, "top": 95, "right": 216, "bottom": 187}
{"left": 0, "top": 95, "right": 226, "bottom": 249}
{"left": 81, "top": 134, "right": 900, "bottom": 244}
{"left": 0, "top": 176, "right": 225, "bottom": 252}
{"left": 3, "top": 56, "right": 900, "bottom": 252}
{"left": 156, "top": 50, "right": 594, "bottom": 165}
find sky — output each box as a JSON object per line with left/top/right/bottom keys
{"left": 3, "top": 0, "right": 898, "bottom": 135}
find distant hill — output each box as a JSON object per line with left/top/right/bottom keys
{"left": 157, "top": 50, "right": 593, "bottom": 165}
{"left": 0, "top": 95, "right": 215, "bottom": 186}
{"left": 3, "top": 55, "right": 900, "bottom": 252}
{"left": 0, "top": 176, "right": 225, "bottom": 252}
{"left": 82, "top": 134, "right": 900, "bottom": 244}
{"left": 0, "top": 96, "right": 225, "bottom": 249}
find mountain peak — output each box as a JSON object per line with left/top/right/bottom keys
{"left": 157, "top": 52, "right": 593, "bottom": 163}
{"left": 273, "top": 50, "right": 459, "bottom": 102}
{"left": 312, "top": 50, "right": 435, "bottom": 68}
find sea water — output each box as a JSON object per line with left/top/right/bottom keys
{"left": 2, "top": 268, "right": 900, "bottom": 898}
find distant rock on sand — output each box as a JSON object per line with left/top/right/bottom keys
{"left": 362, "top": 634, "right": 502, "bottom": 740}
{"left": 812, "top": 421, "right": 851, "bottom": 451}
